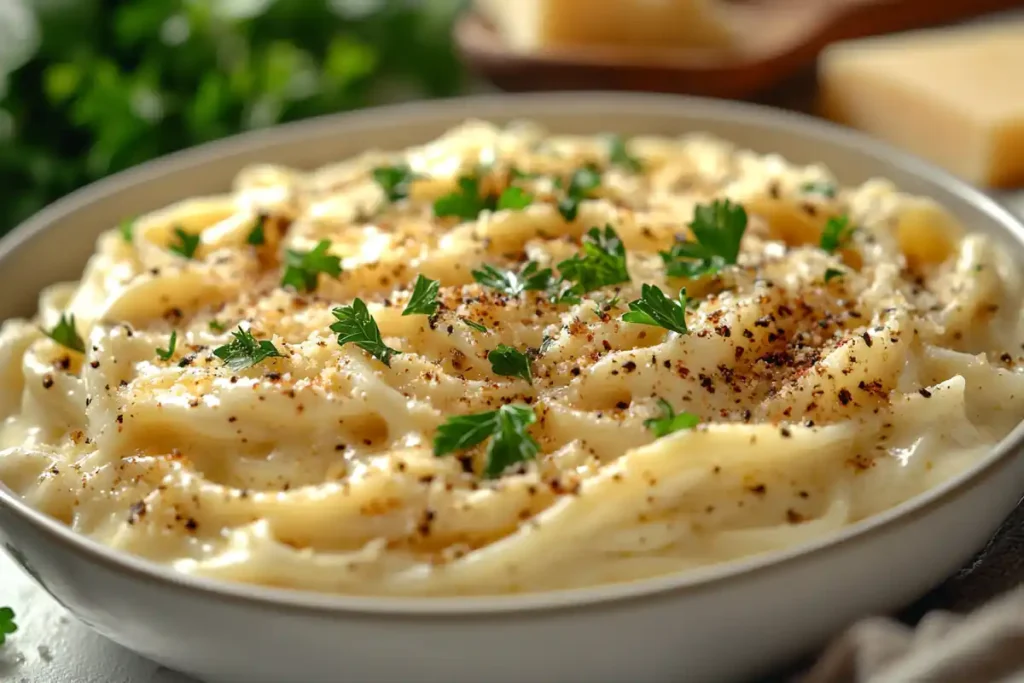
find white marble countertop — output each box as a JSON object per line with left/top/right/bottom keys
{"left": 0, "top": 194, "right": 1021, "bottom": 683}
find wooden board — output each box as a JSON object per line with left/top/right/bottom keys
{"left": 455, "top": 0, "right": 1024, "bottom": 99}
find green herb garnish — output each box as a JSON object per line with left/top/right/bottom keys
{"left": 212, "top": 327, "right": 283, "bottom": 371}
{"left": 607, "top": 134, "right": 642, "bottom": 173}
{"left": 330, "top": 298, "right": 400, "bottom": 367}
{"left": 433, "top": 403, "right": 539, "bottom": 478}
{"left": 42, "top": 313, "right": 85, "bottom": 353}
{"left": 169, "top": 226, "right": 200, "bottom": 259}
{"left": 281, "top": 239, "right": 342, "bottom": 293}
{"left": 461, "top": 317, "right": 488, "bottom": 333}
{"left": 434, "top": 176, "right": 488, "bottom": 220}
{"left": 118, "top": 217, "right": 134, "bottom": 243}
{"left": 246, "top": 215, "right": 266, "bottom": 246}
{"left": 660, "top": 199, "right": 747, "bottom": 278}
{"left": 434, "top": 171, "right": 533, "bottom": 220}
{"left": 556, "top": 165, "right": 601, "bottom": 222}
{"left": 402, "top": 274, "right": 440, "bottom": 317}
{"left": 644, "top": 399, "right": 700, "bottom": 437}
{"left": 472, "top": 261, "right": 554, "bottom": 297}
{"left": 622, "top": 284, "right": 690, "bottom": 334}
{"left": 0, "top": 607, "right": 16, "bottom": 646}
{"left": 801, "top": 181, "right": 837, "bottom": 198}
{"left": 488, "top": 344, "right": 532, "bottom": 384}
{"left": 820, "top": 215, "right": 854, "bottom": 254}
{"left": 553, "top": 225, "right": 630, "bottom": 303}
{"left": 496, "top": 186, "right": 533, "bottom": 210}
{"left": 824, "top": 267, "right": 844, "bottom": 283}
{"left": 208, "top": 320, "right": 226, "bottom": 332}
{"left": 373, "top": 165, "right": 416, "bottom": 203}
{"left": 156, "top": 331, "right": 177, "bottom": 361}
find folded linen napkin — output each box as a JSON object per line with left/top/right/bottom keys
{"left": 798, "top": 501, "right": 1024, "bottom": 683}
{"left": 800, "top": 586, "right": 1024, "bottom": 682}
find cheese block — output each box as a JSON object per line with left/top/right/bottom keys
{"left": 819, "top": 21, "right": 1024, "bottom": 188}
{"left": 473, "top": 0, "right": 735, "bottom": 52}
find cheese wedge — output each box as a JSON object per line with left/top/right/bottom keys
{"left": 474, "top": 0, "right": 735, "bottom": 52}
{"left": 819, "top": 21, "right": 1024, "bottom": 188}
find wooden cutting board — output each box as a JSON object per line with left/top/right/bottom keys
{"left": 455, "top": 0, "right": 1024, "bottom": 99}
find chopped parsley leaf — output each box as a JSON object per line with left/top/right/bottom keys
{"left": 607, "top": 134, "right": 642, "bottom": 173}
{"left": 556, "top": 165, "right": 601, "bottom": 222}
{"left": 820, "top": 215, "right": 854, "bottom": 254}
{"left": 373, "top": 165, "right": 416, "bottom": 203}
{"left": 246, "top": 215, "right": 266, "bottom": 246}
{"left": 42, "top": 313, "right": 85, "bottom": 353}
{"left": 433, "top": 403, "right": 539, "bottom": 478}
{"left": 472, "top": 261, "right": 553, "bottom": 297}
{"left": 118, "top": 217, "right": 134, "bottom": 243}
{"left": 168, "top": 227, "right": 200, "bottom": 259}
{"left": 402, "top": 275, "right": 440, "bottom": 317}
{"left": 0, "top": 607, "right": 16, "bottom": 645}
{"left": 496, "top": 186, "right": 533, "bottom": 210}
{"left": 660, "top": 199, "right": 747, "bottom": 278}
{"left": 156, "top": 331, "right": 177, "bottom": 361}
{"left": 644, "top": 398, "right": 700, "bottom": 437}
{"left": 553, "top": 225, "right": 630, "bottom": 303}
{"left": 208, "top": 320, "right": 226, "bottom": 332}
{"left": 824, "top": 267, "right": 844, "bottom": 283}
{"left": 434, "top": 176, "right": 489, "bottom": 220}
{"left": 488, "top": 344, "right": 532, "bottom": 384}
{"left": 461, "top": 317, "right": 488, "bottom": 333}
{"left": 330, "top": 298, "right": 400, "bottom": 367}
{"left": 801, "top": 181, "right": 837, "bottom": 198}
{"left": 434, "top": 171, "right": 534, "bottom": 220}
{"left": 212, "top": 327, "right": 283, "bottom": 371}
{"left": 281, "top": 239, "right": 342, "bottom": 293}
{"left": 539, "top": 335, "right": 556, "bottom": 354}
{"left": 622, "top": 284, "right": 690, "bottom": 334}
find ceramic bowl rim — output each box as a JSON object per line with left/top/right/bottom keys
{"left": 1, "top": 91, "right": 1023, "bottom": 618}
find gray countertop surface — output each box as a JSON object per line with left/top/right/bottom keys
{"left": 0, "top": 188, "right": 1021, "bottom": 683}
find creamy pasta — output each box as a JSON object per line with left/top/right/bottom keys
{"left": 1, "top": 121, "right": 1022, "bottom": 597}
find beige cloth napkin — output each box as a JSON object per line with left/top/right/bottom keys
{"left": 800, "top": 585, "right": 1024, "bottom": 683}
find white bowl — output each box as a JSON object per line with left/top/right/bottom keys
{"left": 1, "top": 93, "right": 1023, "bottom": 683}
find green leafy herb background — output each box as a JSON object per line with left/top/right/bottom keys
{"left": 0, "top": 0, "right": 467, "bottom": 233}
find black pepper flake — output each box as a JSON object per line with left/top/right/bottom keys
{"left": 127, "top": 501, "right": 147, "bottom": 524}
{"left": 184, "top": 518, "right": 198, "bottom": 531}
{"left": 622, "top": 361, "right": 637, "bottom": 373}
{"left": 780, "top": 427, "right": 792, "bottom": 438}
{"left": 89, "top": 360, "right": 100, "bottom": 369}
{"left": 1000, "top": 353, "right": 1013, "bottom": 364}
{"left": 42, "top": 374, "right": 54, "bottom": 389}
{"left": 861, "top": 332, "right": 873, "bottom": 348}
{"left": 918, "top": 388, "right": 932, "bottom": 398}
{"left": 748, "top": 483, "right": 767, "bottom": 495}
{"left": 615, "top": 401, "right": 629, "bottom": 410}
{"left": 838, "top": 388, "right": 852, "bottom": 406}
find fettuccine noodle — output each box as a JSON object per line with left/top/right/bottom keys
{"left": 0, "top": 121, "right": 1021, "bottom": 596}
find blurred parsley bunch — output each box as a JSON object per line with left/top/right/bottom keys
{"left": 0, "top": 0, "right": 467, "bottom": 232}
